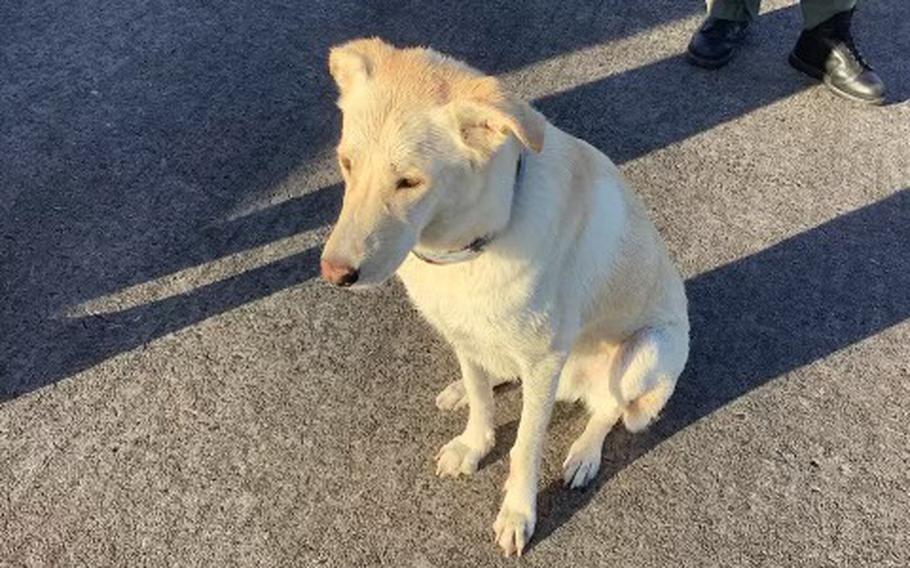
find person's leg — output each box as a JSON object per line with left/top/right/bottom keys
{"left": 790, "top": 1, "right": 885, "bottom": 104}
{"left": 800, "top": 0, "right": 856, "bottom": 30}
{"left": 687, "top": 0, "right": 759, "bottom": 69}
{"left": 707, "top": 0, "right": 760, "bottom": 23}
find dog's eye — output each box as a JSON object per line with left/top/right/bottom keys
{"left": 340, "top": 157, "right": 352, "bottom": 172}
{"left": 396, "top": 177, "right": 422, "bottom": 190}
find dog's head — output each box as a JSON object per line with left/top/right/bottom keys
{"left": 320, "top": 38, "right": 544, "bottom": 288}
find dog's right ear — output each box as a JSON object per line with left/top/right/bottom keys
{"left": 448, "top": 77, "right": 545, "bottom": 159}
{"left": 328, "top": 37, "right": 393, "bottom": 96}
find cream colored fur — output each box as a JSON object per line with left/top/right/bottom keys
{"left": 321, "top": 38, "right": 689, "bottom": 556}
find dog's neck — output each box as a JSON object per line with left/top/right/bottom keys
{"left": 412, "top": 144, "right": 524, "bottom": 265}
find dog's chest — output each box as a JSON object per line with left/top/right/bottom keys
{"left": 398, "top": 259, "right": 553, "bottom": 376}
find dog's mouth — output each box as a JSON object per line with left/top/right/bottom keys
{"left": 344, "top": 271, "right": 387, "bottom": 290}
{"left": 350, "top": 254, "right": 409, "bottom": 288}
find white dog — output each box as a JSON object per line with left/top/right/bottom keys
{"left": 320, "top": 38, "right": 689, "bottom": 556}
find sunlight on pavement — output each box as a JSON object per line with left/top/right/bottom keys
{"left": 500, "top": 13, "right": 703, "bottom": 100}
{"left": 64, "top": 230, "right": 323, "bottom": 318}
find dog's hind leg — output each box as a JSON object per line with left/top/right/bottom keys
{"left": 562, "top": 324, "right": 688, "bottom": 488}
{"left": 435, "top": 375, "right": 517, "bottom": 411}
{"left": 615, "top": 325, "right": 688, "bottom": 433}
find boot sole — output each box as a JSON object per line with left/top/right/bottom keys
{"left": 788, "top": 51, "right": 885, "bottom": 105}
{"left": 686, "top": 48, "right": 735, "bottom": 70}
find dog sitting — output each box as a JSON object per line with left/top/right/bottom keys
{"left": 320, "top": 38, "right": 690, "bottom": 556}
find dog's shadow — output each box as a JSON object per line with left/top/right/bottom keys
{"left": 475, "top": 190, "right": 909, "bottom": 551}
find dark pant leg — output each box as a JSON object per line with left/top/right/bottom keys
{"left": 706, "top": 0, "right": 761, "bottom": 22}
{"left": 800, "top": 0, "right": 857, "bottom": 29}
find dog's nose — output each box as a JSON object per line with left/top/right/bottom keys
{"left": 320, "top": 258, "right": 359, "bottom": 287}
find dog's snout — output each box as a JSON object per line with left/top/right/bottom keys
{"left": 320, "top": 258, "right": 359, "bottom": 287}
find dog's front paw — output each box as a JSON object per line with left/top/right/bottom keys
{"left": 435, "top": 435, "right": 492, "bottom": 477}
{"left": 493, "top": 503, "right": 536, "bottom": 557}
{"left": 435, "top": 380, "right": 468, "bottom": 411}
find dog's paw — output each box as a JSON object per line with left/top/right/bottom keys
{"left": 435, "top": 435, "right": 491, "bottom": 477}
{"left": 493, "top": 503, "right": 536, "bottom": 557}
{"left": 435, "top": 380, "right": 468, "bottom": 411}
{"left": 562, "top": 437, "right": 602, "bottom": 489}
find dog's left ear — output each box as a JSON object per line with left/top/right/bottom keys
{"left": 328, "top": 37, "right": 393, "bottom": 96}
{"left": 449, "top": 77, "right": 545, "bottom": 156}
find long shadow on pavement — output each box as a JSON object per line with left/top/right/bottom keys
{"left": 0, "top": 186, "right": 339, "bottom": 399}
{"left": 0, "top": 0, "right": 701, "bottom": 321}
{"left": 1, "top": 0, "right": 702, "bottom": 399}
{"left": 531, "top": 188, "right": 910, "bottom": 548}
{"left": 0, "top": 5, "right": 795, "bottom": 400}
{"left": 2, "top": 2, "right": 904, "bottom": 405}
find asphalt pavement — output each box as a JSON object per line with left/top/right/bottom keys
{"left": 2, "top": 0, "right": 909, "bottom": 566}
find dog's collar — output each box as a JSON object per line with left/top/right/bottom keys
{"left": 411, "top": 235, "right": 492, "bottom": 265}
{"left": 411, "top": 152, "right": 525, "bottom": 266}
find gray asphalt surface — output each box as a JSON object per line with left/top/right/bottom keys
{"left": 2, "top": 0, "right": 909, "bottom": 566}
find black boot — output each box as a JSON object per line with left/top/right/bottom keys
{"left": 687, "top": 17, "right": 750, "bottom": 69}
{"left": 789, "top": 9, "right": 885, "bottom": 104}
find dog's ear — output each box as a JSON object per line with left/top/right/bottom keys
{"left": 449, "top": 77, "right": 545, "bottom": 156}
{"left": 328, "top": 37, "right": 393, "bottom": 95}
